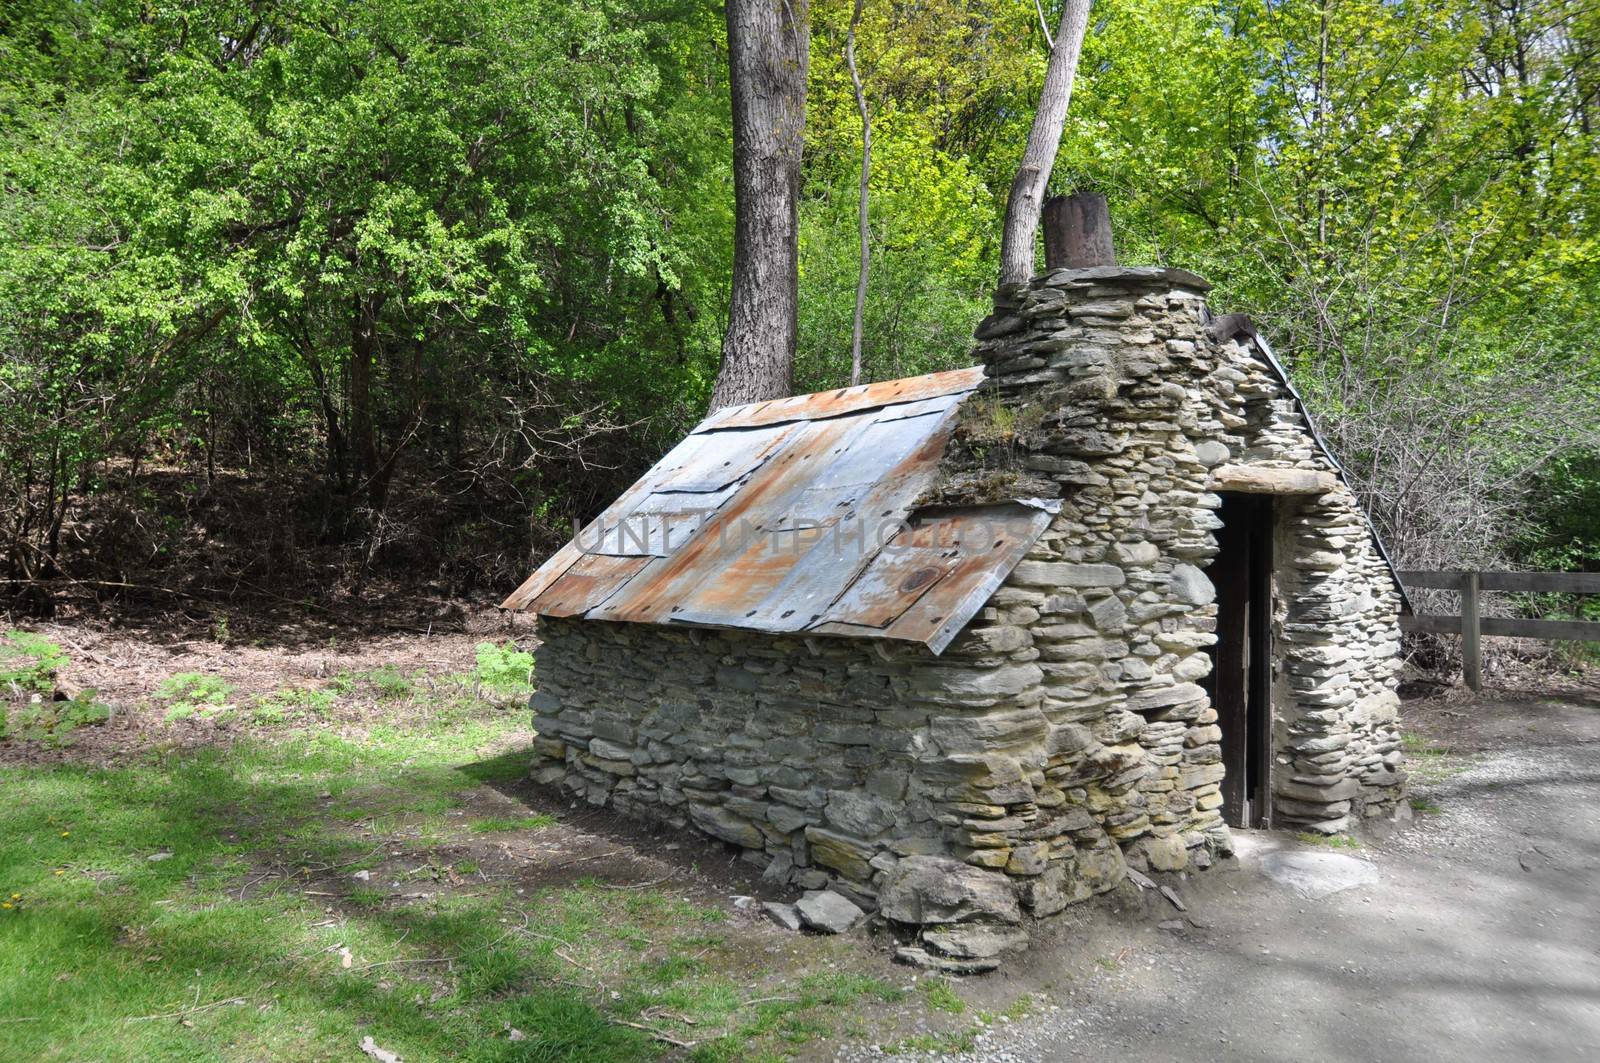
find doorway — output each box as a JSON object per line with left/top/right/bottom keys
{"left": 1204, "top": 493, "right": 1273, "bottom": 828}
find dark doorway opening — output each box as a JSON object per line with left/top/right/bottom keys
{"left": 1204, "top": 493, "right": 1274, "bottom": 828}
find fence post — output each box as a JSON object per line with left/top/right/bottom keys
{"left": 1462, "top": 570, "right": 1482, "bottom": 692}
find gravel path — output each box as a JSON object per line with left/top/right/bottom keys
{"left": 853, "top": 689, "right": 1600, "bottom": 1063}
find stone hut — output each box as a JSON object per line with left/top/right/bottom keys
{"left": 502, "top": 256, "right": 1407, "bottom": 957}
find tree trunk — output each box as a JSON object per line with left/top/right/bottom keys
{"left": 1043, "top": 191, "right": 1116, "bottom": 268}
{"left": 349, "top": 292, "right": 384, "bottom": 511}
{"left": 846, "top": 0, "right": 871, "bottom": 387}
{"left": 710, "top": 0, "right": 811, "bottom": 411}
{"left": 996, "top": 0, "right": 1092, "bottom": 290}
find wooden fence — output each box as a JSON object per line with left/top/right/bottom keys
{"left": 1397, "top": 570, "right": 1600, "bottom": 691}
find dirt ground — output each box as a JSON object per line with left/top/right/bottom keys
{"left": 850, "top": 681, "right": 1600, "bottom": 1062}
{"left": 0, "top": 610, "right": 532, "bottom": 767}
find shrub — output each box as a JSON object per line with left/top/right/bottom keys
{"left": 156, "top": 672, "right": 235, "bottom": 721}
{"left": 0, "top": 631, "right": 68, "bottom": 694}
{"left": 1, "top": 695, "right": 110, "bottom": 742}
{"left": 474, "top": 641, "right": 535, "bottom": 698}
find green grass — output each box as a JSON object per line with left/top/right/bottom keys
{"left": 1296, "top": 832, "right": 1362, "bottom": 849}
{"left": 892, "top": 1028, "right": 980, "bottom": 1054}
{"left": 1409, "top": 797, "right": 1444, "bottom": 814}
{"left": 1401, "top": 731, "right": 1473, "bottom": 784}
{"left": 796, "top": 972, "right": 904, "bottom": 1007}
{"left": 1401, "top": 732, "right": 1442, "bottom": 754}
{"left": 0, "top": 685, "right": 957, "bottom": 1061}
{"left": 919, "top": 976, "right": 966, "bottom": 1014}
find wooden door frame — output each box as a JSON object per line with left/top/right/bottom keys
{"left": 1208, "top": 493, "right": 1274, "bottom": 829}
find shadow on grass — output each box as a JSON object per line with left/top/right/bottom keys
{"left": 454, "top": 747, "right": 766, "bottom": 896}
{"left": 0, "top": 740, "right": 660, "bottom": 1063}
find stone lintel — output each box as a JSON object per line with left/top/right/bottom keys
{"left": 1209, "top": 464, "right": 1339, "bottom": 495}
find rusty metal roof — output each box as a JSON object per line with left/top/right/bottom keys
{"left": 502, "top": 366, "right": 1057, "bottom": 654}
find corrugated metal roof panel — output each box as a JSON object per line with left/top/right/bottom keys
{"left": 502, "top": 366, "right": 1057, "bottom": 653}
{"left": 694, "top": 366, "right": 985, "bottom": 432}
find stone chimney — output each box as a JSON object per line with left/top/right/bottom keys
{"left": 947, "top": 195, "right": 1225, "bottom": 573}
{"left": 933, "top": 197, "right": 1243, "bottom": 870}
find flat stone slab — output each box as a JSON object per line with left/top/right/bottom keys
{"left": 762, "top": 901, "right": 802, "bottom": 931}
{"left": 894, "top": 946, "right": 1001, "bottom": 976}
{"left": 795, "top": 889, "right": 866, "bottom": 934}
{"left": 1260, "top": 849, "right": 1378, "bottom": 899}
{"left": 923, "top": 923, "right": 1029, "bottom": 960}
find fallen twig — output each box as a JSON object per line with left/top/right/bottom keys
{"left": 351, "top": 957, "right": 452, "bottom": 973}
{"left": 610, "top": 1019, "right": 697, "bottom": 1048}
{"left": 600, "top": 870, "right": 677, "bottom": 891}
{"left": 554, "top": 947, "right": 595, "bottom": 975}
{"left": 126, "top": 996, "right": 248, "bottom": 1022}
{"left": 550, "top": 849, "right": 628, "bottom": 870}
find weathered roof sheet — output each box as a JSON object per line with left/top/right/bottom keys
{"left": 502, "top": 366, "right": 1056, "bottom": 654}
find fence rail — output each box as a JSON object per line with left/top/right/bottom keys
{"left": 1396, "top": 569, "right": 1600, "bottom": 691}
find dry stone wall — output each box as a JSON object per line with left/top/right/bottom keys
{"left": 529, "top": 614, "right": 1128, "bottom": 913}
{"left": 964, "top": 265, "right": 1406, "bottom": 850}
{"left": 1206, "top": 333, "right": 1407, "bottom": 831}
{"left": 525, "top": 264, "right": 1405, "bottom": 940}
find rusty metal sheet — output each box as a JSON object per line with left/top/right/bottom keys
{"left": 622, "top": 416, "right": 862, "bottom": 626}
{"left": 503, "top": 365, "right": 1058, "bottom": 655}
{"left": 652, "top": 422, "right": 794, "bottom": 492}
{"left": 878, "top": 504, "right": 1055, "bottom": 653}
{"left": 531, "top": 553, "right": 651, "bottom": 617}
{"left": 694, "top": 366, "right": 986, "bottom": 432}
{"left": 723, "top": 405, "right": 962, "bottom": 631}
{"left": 501, "top": 539, "right": 582, "bottom": 612}
{"left": 817, "top": 544, "right": 962, "bottom": 627}
{"left": 586, "top": 483, "right": 744, "bottom": 557}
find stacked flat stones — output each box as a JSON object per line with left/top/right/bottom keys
{"left": 526, "top": 263, "right": 1405, "bottom": 956}
{"left": 969, "top": 265, "right": 1406, "bottom": 840}
{"left": 1207, "top": 334, "right": 1407, "bottom": 830}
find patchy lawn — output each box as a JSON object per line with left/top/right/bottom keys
{"left": 0, "top": 626, "right": 1021, "bottom": 1061}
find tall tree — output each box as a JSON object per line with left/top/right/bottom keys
{"left": 997, "top": 0, "right": 1092, "bottom": 289}
{"left": 710, "top": 0, "right": 812, "bottom": 410}
{"left": 845, "top": 0, "right": 871, "bottom": 387}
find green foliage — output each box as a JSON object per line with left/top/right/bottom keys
{"left": 1, "top": 0, "right": 1596, "bottom": 603}
{"left": 0, "top": 631, "right": 67, "bottom": 693}
{"left": 367, "top": 665, "right": 417, "bottom": 702}
{"left": 252, "top": 686, "right": 338, "bottom": 725}
{"left": 1520, "top": 452, "right": 1600, "bottom": 623}
{"left": 0, "top": 0, "right": 731, "bottom": 592}
{"left": 155, "top": 672, "right": 235, "bottom": 721}
{"left": 0, "top": 694, "right": 110, "bottom": 743}
{"left": 474, "top": 641, "right": 535, "bottom": 698}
